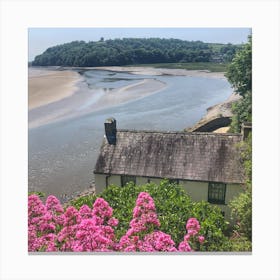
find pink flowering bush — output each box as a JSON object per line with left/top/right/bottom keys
{"left": 28, "top": 192, "right": 204, "bottom": 252}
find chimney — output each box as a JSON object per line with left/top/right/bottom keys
{"left": 241, "top": 122, "right": 252, "bottom": 140}
{"left": 105, "top": 118, "right": 117, "bottom": 145}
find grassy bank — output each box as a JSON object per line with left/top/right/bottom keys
{"left": 126, "top": 62, "right": 229, "bottom": 72}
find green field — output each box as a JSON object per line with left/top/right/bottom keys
{"left": 127, "top": 62, "right": 229, "bottom": 72}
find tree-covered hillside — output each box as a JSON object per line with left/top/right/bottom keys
{"left": 32, "top": 38, "right": 241, "bottom": 67}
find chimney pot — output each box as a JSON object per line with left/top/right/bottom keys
{"left": 105, "top": 118, "right": 117, "bottom": 145}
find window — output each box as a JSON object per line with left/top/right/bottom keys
{"left": 168, "top": 179, "right": 179, "bottom": 185}
{"left": 121, "top": 175, "right": 136, "bottom": 187}
{"left": 208, "top": 182, "right": 226, "bottom": 204}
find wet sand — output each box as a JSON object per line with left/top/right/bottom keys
{"left": 97, "top": 78, "right": 166, "bottom": 108}
{"left": 28, "top": 69, "right": 81, "bottom": 110}
{"left": 28, "top": 66, "right": 226, "bottom": 129}
{"left": 28, "top": 74, "right": 167, "bottom": 129}
{"left": 91, "top": 66, "right": 226, "bottom": 79}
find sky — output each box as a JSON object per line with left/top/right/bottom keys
{"left": 28, "top": 27, "right": 251, "bottom": 61}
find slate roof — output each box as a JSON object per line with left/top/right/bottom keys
{"left": 94, "top": 130, "right": 245, "bottom": 184}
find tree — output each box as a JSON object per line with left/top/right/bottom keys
{"left": 226, "top": 35, "right": 252, "bottom": 97}
{"left": 226, "top": 35, "right": 252, "bottom": 133}
{"left": 230, "top": 91, "right": 252, "bottom": 133}
{"left": 226, "top": 36, "right": 252, "bottom": 251}
{"left": 32, "top": 38, "right": 243, "bottom": 67}
{"left": 229, "top": 133, "right": 252, "bottom": 242}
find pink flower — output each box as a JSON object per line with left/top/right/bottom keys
{"left": 28, "top": 193, "right": 205, "bottom": 252}
{"left": 79, "top": 205, "right": 92, "bottom": 219}
{"left": 108, "top": 218, "right": 119, "bottom": 227}
{"left": 198, "top": 235, "right": 205, "bottom": 244}
{"left": 142, "top": 231, "right": 177, "bottom": 252}
{"left": 28, "top": 194, "right": 46, "bottom": 221}
{"left": 186, "top": 218, "right": 201, "bottom": 236}
{"left": 178, "top": 240, "right": 193, "bottom": 252}
{"left": 93, "top": 198, "right": 113, "bottom": 220}
{"left": 45, "top": 195, "right": 64, "bottom": 214}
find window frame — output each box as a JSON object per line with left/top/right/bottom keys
{"left": 208, "top": 182, "right": 227, "bottom": 205}
{"left": 168, "top": 179, "right": 180, "bottom": 185}
{"left": 121, "top": 175, "right": 136, "bottom": 187}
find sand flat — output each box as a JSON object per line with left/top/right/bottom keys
{"left": 91, "top": 66, "right": 226, "bottom": 79}
{"left": 97, "top": 78, "right": 166, "bottom": 108}
{"left": 28, "top": 76, "right": 167, "bottom": 129}
{"left": 28, "top": 70, "right": 81, "bottom": 110}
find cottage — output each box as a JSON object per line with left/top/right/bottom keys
{"left": 94, "top": 118, "right": 248, "bottom": 220}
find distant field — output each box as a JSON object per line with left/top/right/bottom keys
{"left": 127, "top": 62, "right": 229, "bottom": 72}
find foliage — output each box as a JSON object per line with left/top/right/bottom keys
{"left": 229, "top": 91, "right": 252, "bottom": 133}
{"left": 229, "top": 187, "right": 252, "bottom": 241}
{"left": 68, "top": 193, "right": 97, "bottom": 210}
{"left": 226, "top": 35, "right": 252, "bottom": 133}
{"left": 32, "top": 38, "right": 241, "bottom": 67}
{"left": 226, "top": 36, "right": 252, "bottom": 97}
{"left": 238, "top": 133, "right": 252, "bottom": 182}
{"left": 190, "top": 201, "right": 229, "bottom": 251}
{"left": 209, "top": 43, "right": 242, "bottom": 62}
{"left": 228, "top": 236, "right": 252, "bottom": 251}
{"left": 129, "top": 62, "right": 229, "bottom": 72}
{"left": 229, "top": 134, "right": 252, "bottom": 243}
{"left": 98, "top": 180, "right": 229, "bottom": 251}
{"left": 28, "top": 191, "right": 45, "bottom": 198}
{"left": 226, "top": 35, "right": 252, "bottom": 248}
{"left": 28, "top": 192, "right": 205, "bottom": 252}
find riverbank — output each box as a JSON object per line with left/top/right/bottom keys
{"left": 185, "top": 92, "right": 241, "bottom": 132}
{"left": 92, "top": 66, "right": 236, "bottom": 133}
{"left": 28, "top": 69, "right": 82, "bottom": 110}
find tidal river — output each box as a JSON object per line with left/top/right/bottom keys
{"left": 28, "top": 69, "right": 232, "bottom": 201}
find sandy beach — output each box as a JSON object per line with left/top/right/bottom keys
{"left": 28, "top": 69, "right": 81, "bottom": 110}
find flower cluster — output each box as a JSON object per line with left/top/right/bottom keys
{"left": 178, "top": 217, "right": 205, "bottom": 252}
{"left": 118, "top": 192, "right": 176, "bottom": 252}
{"left": 28, "top": 192, "right": 204, "bottom": 252}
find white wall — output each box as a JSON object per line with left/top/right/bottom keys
{"left": 94, "top": 174, "right": 121, "bottom": 193}
{"left": 94, "top": 174, "right": 105, "bottom": 194}
{"left": 136, "top": 176, "right": 148, "bottom": 186}
{"left": 180, "top": 180, "right": 208, "bottom": 201}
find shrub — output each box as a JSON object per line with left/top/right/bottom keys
{"left": 98, "top": 180, "right": 229, "bottom": 251}
{"left": 69, "top": 193, "right": 97, "bottom": 210}
{"left": 229, "top": 133, "right": 252, "bottom": 243}
{"left": 28, "top": 192, "right": 205, "bottom": 252}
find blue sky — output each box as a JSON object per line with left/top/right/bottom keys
{"left": 28, "top": 28, "right": 251, "bottom": 61}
